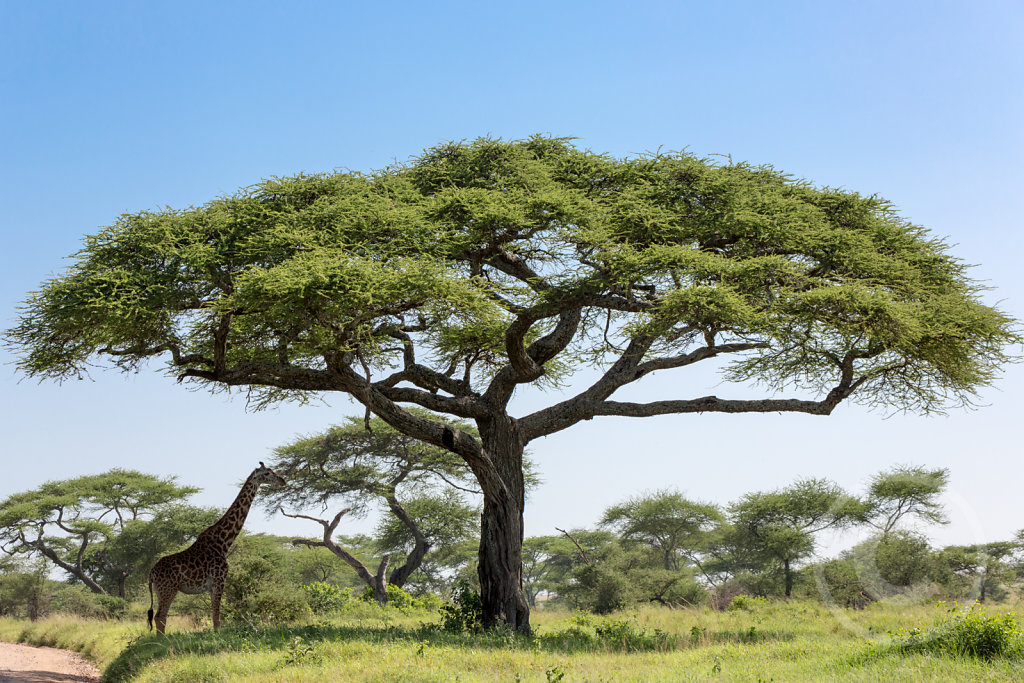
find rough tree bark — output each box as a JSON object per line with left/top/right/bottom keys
{"left": 472, "top": 417, "right": 530, "bottom": 631}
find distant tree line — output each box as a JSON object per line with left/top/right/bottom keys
{"left": 2, "top": 444, "right": 1021, "bottom": 624}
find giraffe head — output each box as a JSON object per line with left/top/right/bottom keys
{"left": 252, "top": 462, "right": 287, "bottom": 488}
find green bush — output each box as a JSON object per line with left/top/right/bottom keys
{"left": 439, "top": 579, "right": 484, "bottom": 633}
{"left": 49, "top": 585, "right": 119, "bottom": 620}
{"left": 877, "top": 603, "right": 1024, "bottom": 660}
{"left": 357, "top": 584, "right": 441, "bottom": 611}
{"left": 594, "top": 618, "right": 674, "bottom": 652}
{"left": 727, "top": 595, "right": 769, "bottom": 611}
{"left": 223, "top": 557, "right": 310, "bottom": 625}
{"left": 300, "top": 582, "right": 352, "bottom": 614}
{"left": 817, "top": 559, "right": 873, "bottom": 609}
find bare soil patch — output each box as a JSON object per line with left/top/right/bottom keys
{"left": 0, "top": 641, "right": 99, "bottom": 683}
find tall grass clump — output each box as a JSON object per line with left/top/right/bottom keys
{"left": 867, "top": 602, "right": 1024, "bottom": 661}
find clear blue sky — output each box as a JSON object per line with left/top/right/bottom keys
{"left": 2, "top": 1, "right": 1022, "bottom": 555}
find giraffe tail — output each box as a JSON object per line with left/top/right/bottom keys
{"left": 147, "top": 578, "right": 154, "bottom": 631}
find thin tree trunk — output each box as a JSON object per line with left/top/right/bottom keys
{"left": 384, "top": 493, "right": 430, "bottom": 589}
{"left": 784, "top": 557, "right": 792, "bottom": 598}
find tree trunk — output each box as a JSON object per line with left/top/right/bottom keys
{"left": 783, "top": 557, "right": 793, "bottom": 598}
{"left": 373, "top": 555, "right": 391, "bottom": 605}
{"left": 384, "top": 493, "right": 430, "bottom": 589}
{"left": 476, "top": 416, "right": 531, "bottom": 634}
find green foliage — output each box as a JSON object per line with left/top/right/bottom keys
{"left": 9, "top": 137, "right": 1017, "bottom": 416}
{"left": 593, "top": 618, "right": 674, "bottom": 652}
{"left": 727, "top": 595, "right": 769, "bottom": 611}
{"left": 600, "top": 489, "right": 722, "bottom": 572}
{"left": 265, "top": 412, "right": 478, "bottom": 516}
{"left": 729, "top": 478, "right": 862, "bottom": 596}
{"left": 561, "top": 539, "right": 706, "bottom": 614}
{"left": 300, "top": 582, "right": 352, "bottom": 615}
{"left": 522, "top": 534, "right": 601, "bottom": 607}
{"left": 866, "top": 465, "right": 949, "bottom": 534}
{"left": 929, "top": 542, "right": 1019, "bottom": 602}
{"left": 439, "top": 579, "right": 484, "bottom": 633}
{"left": 873, "top": 603, "right": 1024, "bottom": 660}
{"left": 373, "top": 489, "right": 480, "bottom": 592}
{"left": 816, "top": 559, "right": 873, "bottom": 609}
{"left": 49, "top": 584, "right": 128, "bottom": 619}
{"left": 0, "top": 561, "right": 56, "bottom": 619}
{"left": 222, "top": 556, "right": 310, "bottom": 625}
{"left": 356, "top": 583, "right": 440, "bottom": 611}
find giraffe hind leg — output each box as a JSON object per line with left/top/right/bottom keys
{"left": 154, "top": 586, "right": 178, "bottom": 635}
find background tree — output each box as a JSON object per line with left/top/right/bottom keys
{"left": 864, "top": 465, "right": 949, "bottom": 535}
{"left": 0, "top": 558, "right": 55, "bottom": 620}
{"left": 373, "top": 490, "right": 479, "bottom": 594}
{"left": 730, "top": 478, "right": 863, "bottom": 597}
{"left": 0, "top": 470, "right": 198, "bottom": 596}
{"left": 559, "top": 532, "right": 704, "bottom": 612}
{"left": 85, "top": 505, "right": 220, "bottom": 597}
{"left": 932, "top": 541, "right": 1019, "bottom": 602}
{"left": 265, "top": 413, "right": 480, "bottom": 604}
{"left": 600, "top": 489, "right": 722, "bottom": 571}
{"left": 9, "top": 137, "right": 1018, "bottom": 632}
{"left": 521, "top": 534, "right": 585, "bottom": 607}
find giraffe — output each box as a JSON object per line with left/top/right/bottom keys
{"left": 147, "top": 462, "right": 285, "bottom": 634}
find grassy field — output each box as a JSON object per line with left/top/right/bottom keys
{"left": 2, "top": 599, "right": 1023, "bottom": 682}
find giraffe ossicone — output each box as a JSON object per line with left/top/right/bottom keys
{"left": 147, "top": 463, "right": 286, "bottom": 634}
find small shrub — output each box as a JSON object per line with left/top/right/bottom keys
{"left": 301, "top": 582, "right": 351, "bottom": 614}
{"left": 872, "top": 603, "right": 1024, "bottom": 660}
{"left": 356, "top": 584, "right": 441, "bottom": 611}
{"left": 439, "top": 579, "right": 484, "bottom": 633}
{"left": 727, "top": 595, "right": 768, "bottom": 612}
{"left": 545, "top": 664, "right": 567, "bottom": 682}
{"left": 593, "top": 617, "right": 675, "bottom": 652}
{"left": 283, "top": 636, "right": 323, "bottom": 666}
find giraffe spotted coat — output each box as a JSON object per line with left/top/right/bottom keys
{"left": 147, "top": 463, "right": 285, "bottom": 633}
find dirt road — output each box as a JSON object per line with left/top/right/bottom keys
{"left": 0, "top": 641, "right": 100, "bottom": 683}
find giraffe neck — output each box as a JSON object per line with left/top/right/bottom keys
{"left": 201, "top": 474, "right": 260, "bottom": 554}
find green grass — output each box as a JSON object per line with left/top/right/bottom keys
{"left": 3, "top": 600, "right": 1024, "bottom": 682}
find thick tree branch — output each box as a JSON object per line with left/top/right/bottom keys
{"left": 179, "top": 361, "right": 338, "bottom": 390}
{"left": 380, "top": 329, "right": 478, "bottom": 398}
{"left": 280, "top": 506, "right": 383, "bottom": 589}
{"left": 519, "top": 339, "right": 767, "bottom": 440}
{"left": 99, "top": 342, "right": 213, "bottom": 368}
{"left": 324, "top": 361, "right": 488, "bottom": 470}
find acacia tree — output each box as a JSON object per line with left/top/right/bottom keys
{"left": 7, "top": 137, "right": 1018, "bottom": 632}
{"left": 600, "top": 490, "right": 722, "bottom": 571}
{"left": 0, "top": 470, "right": 198, "bottom": 596}
{"left": 730, "top": 478, "right": 863, "bottom": 597}
{"left": 373, "top": 490, "right": 479, "bottom": 594}
{"left": 864, "top": 465, "right": 949, "bottom": 535}
{"left": 265, "top": 413, "right": 479, "bottom": 603}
